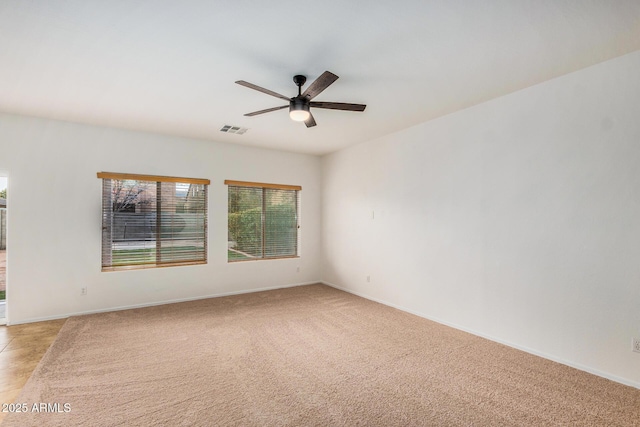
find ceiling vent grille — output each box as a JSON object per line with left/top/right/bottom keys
{"left": 220, "top": 125, "right": 248, "bottom": 135}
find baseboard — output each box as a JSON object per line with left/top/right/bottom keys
{"left": 321, "top": 280, "right": 640, "bottom": 390}
{"left": 7, "top": 280, "right": 322, "bottom": 326}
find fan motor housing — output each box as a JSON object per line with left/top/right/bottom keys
{"left": 290, "top": 96, "right": 309, "bottom": 113}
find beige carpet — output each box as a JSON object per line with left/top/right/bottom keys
{"left": 3, "top": 284, "right": 639, "bottom": 426}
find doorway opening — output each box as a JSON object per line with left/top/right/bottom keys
{"left": 0, "top": 175, "right": 7, "bottom": 324}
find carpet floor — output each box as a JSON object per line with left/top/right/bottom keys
{"left": 3, "top": 284, "right": 639, "bottom": 426}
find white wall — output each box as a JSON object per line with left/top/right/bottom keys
{"left": 0, "top": 114, "right": 322, "bottom": 324}
{"left": 321, "top": 51, "right": 640, "bottom": 387}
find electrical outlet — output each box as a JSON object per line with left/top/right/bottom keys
{"left": 633, "top": 338, "right": 640, "bottom": 353}
{"left": 366, "top": 275, "right": 371, "bottom": 283}
{"left": 80, "top": 287, "right": 87, "bottom": 296}
{"left": 296, "top": 266, "right": 300, "bottom": 273}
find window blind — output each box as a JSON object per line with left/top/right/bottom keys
{"left": 99, "top": 172, "right": 209, "bottom": 271}
{"left": 225, "top": 180, "right": 300, "bottom": 262}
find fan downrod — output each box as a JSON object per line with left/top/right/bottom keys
{"left": 293, "top": 75, "right": 307, "bottom": 95}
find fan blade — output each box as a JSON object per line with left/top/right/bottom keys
{"left": 310, "top": 101, "right": 366, "bottom": 112}
{"left": 244, "top": 105, "right": 288, "bottom": 116}
{"left": 235, "top": 81, "right": 291, "bottom": 101}
{"left": 301, "top": 71, "right": 339, "bottom": 100}
{"left": 304, "top": 113, "right": 317, "bottom": 128}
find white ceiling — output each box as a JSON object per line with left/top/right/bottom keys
{"left": 1, "top": 1, "right": 639, "bottom": 156}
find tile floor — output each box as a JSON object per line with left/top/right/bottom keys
{"left": 0, "top": 319, "right": 66, "bottom": 423}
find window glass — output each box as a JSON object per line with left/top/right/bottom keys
{"left": 99, "top": 173, "right": 208, "bottom": 271}
{"left": 227, "top": 182, "right": 299, "bottom": 262}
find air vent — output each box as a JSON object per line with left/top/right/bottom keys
{"left": 220, "top": 125, "right": 248, "bottom": 135}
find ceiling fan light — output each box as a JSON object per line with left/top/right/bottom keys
{"left": 289, "top": 109, "right": 310, "bottom": 122}
{"left": 289, "top": 99, "right": 310, "bottom": 122}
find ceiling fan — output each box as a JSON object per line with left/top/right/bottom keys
{"left": 235, "top": 71, "right": 366, "bottom": 128}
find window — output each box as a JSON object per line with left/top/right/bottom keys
{"left": 225, "top": 180, "right": 300, "bottom": 262}
{"left": 99, "top": 172, "right": 209, "bottom": 271}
